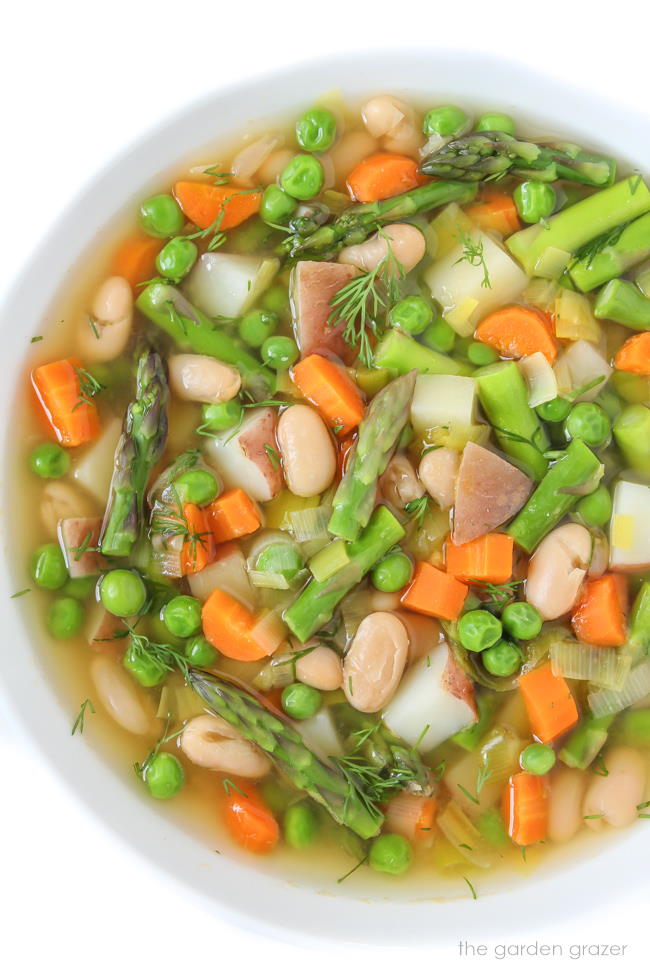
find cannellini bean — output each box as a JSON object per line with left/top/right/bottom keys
{"left": 180, "top": 714, "right": 271, "bottom": 777}
{"left": 276, "top": 404, "right": 336, "bottom": 497}
{"left": 583, "top": 746, "right": 647, "bottom": 830}
{"left": 257, "top": 148, "right": 294, "bottom": 186}
{"left": 90, "top": 656, "right": 155, "bottom": 736}
{"left": 379, "top": 455, "right": 422, "bottom": 509}
{"left": 168, "top": 354, "right": 241, "bottom": 404}
{"left": 330, "top": 130, "right": 378, "bottom": 185}
{"left": 418, "top": 447, "right": 460, "bottom": 510}
{"left": 40, "top": 481, "right": 94, "bottom": 538}
{"left": 368, "top": 589, "right": 402, "bottom": 612}
{"left": 77, "top": 276, "right": 133, "bottom": 363}
{"left": 231, "top": 134, "right": 279, "bottom": 187}
{"left": 343, "top": 612, "right": 409, "bottom": 713}
{"left": 339, "top": 223, "right": 425, "bottom": 274}
{"left": 296, "top": 645, "right": 343, "bottom": 691}
{"left": 588, "top": 529, "right": 609, "bottom": 578}
{"left": 548, "top": 767, "right": 588, "bottom": 843}
{"left": 361, "top": 95, "right": 411, "bottom": 139}
{"left": 525, "top": 523, "right": 592, "bottom": 621}
{"left": 383, "top": 119, "right": 423, "bottom": 156}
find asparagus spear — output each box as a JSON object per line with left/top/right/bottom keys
{"left": 559, "top": 714, "right": 614, "bottom": 770}
{"left": 328, "top": 371, "right": 417, "bottom": 541}
{"left": 187, "top": 670, "right": 383, "bottom": 839}
{"left": 507, "top": 439, "right": 604, "bottom": 553}
{"left": 373, "top": 328, "right": 468, "bottom": 377}
{"left": 279, "top": 180, "right": 477, "bottom": 258}
{"left": 475, "top": 361, "right": 549, "bottom": 481}
{"left": 285, "top": 505, "right": 405, "bottom": 641}
{"left": 594, "top": 278, "right": 650, "bottom": 328}
{"left": 613, "top": 405, "right": 650, "bottom": 475}
{"left": 507, "top": 177, "right": 650, "bottom": 278}
{"left": 420, "top": 132, "right": 616, "bottom": 186}
{"left": 569, "top": 213, "right": 650, "bottom": 292}
{"left": 625, "top": 581, "right": 650, "bottom": 664}
{"left": 136, "top": 282, "right": 274, "bottom": 395}
{"left": 100, "top": 349, "right": 169, "bottom": 557}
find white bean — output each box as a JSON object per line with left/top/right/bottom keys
{"left": 296, "top": 645, "right": 343, "bottom": 691}
{"left": 418, "top": 447, "right": 460, "bottom": 510}
{"left": 343, "top": 612, "right": 409, "bottom": 713}
{"left": 231, "top": 134, "right": 278, "bottom": 187}
{"left": 583, "top": 746, "right": 647, "bottom": 829}
{"left": 330, "top": 131, "right": 378, "bottom": 185}
{"left": 548, "top": 767, "right": 588, "bottom": 843}
{"left": 339, "top": 223, "right": 425, "bottom": 274}
{"left": 276, "top": 404, "right": 336, "bottom": 497}
{"left": 383, "top": 119, "right": 423, "bottom": 156}
{"left": 368, "top": 589, "right": 402, "bottom": 612}
{"left": 180, "top": 714, "right": 271, "bottom": 777}
{"left": 525, "top": 523, "right": 592, "bottom": 620}
{"left": 90, "top": 656, "right": 155, "bottom": 736}
{"left": 77, "top": 276, "right": 133, "bottom": 363}
{"left": 379, "top": 455, "right": 422, "bottom": 509}
{"left": 257, "top": 148, "right": 294, "bottom": 186}
{"left": 40, "top": 481, "right": 94, "bottom": 538}
{"left": 361, "top": 96, "right": 410, "bottom": 139}
{"left": 168, "top": 353, "right": 241, "bottom": 404}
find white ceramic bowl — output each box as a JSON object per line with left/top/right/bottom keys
{"left": 1, "top": 49, "right": 649, "bottom": 946}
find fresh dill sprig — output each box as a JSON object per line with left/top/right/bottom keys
{"left": 593, "top": 753, "right": 609, "bottom": 777}
{"left": 264, "top": 443, "right": 281, "bottom": 470}
{"left": 165, "top": 299, "right": 191, "bottom": 336}
{"left": 69, "top": 530, "right": 99, "bottom": 562}
{"left": 463, "top": 876, "right": 478, "bottom": 900}
{"left": 11, "top": 588, "right": 31, "bottom": 598}
{"left": 203, "top": 166, "right": 234, "bottom": 185}
{"left": 134, "top": 715, "right": 184, "bottom": 780}
{"left": 336, "top": 853, "right": 369, "bottom": 884}
{"left": 127, "top": 628, "right": 191, "bottom": 681}
{"left": 222, "top": 778, "right": 248, "bottom": 797}
{"left": 404, "top": 495, "right": 431, "bottom": 529}
{"left": 475, "top": 755, "right": 493, "bottom": 796}
{"left": 30, "top": 335, "right": 43, "bottom": 343}
{"left": 71, "top": 698, "right": 95, "bottom": 736}
{"left": 73, "top": 366, "right": 103, "bottom": 411}
{"left": 456, "top": 783, "right": 480, "bottom": 806}
{"left": 88, "top": 315, "right": 100, "bottom": 339}
{"left": 491, "top": 423, "right": 545, "bottom": 451}
{"left": 454, "top": 230, "right": 491, "bottom": 289}
{"left": 473, "top": 578, "right": 524, "bottom": 612}
{"left": 571, "top": 222, "right": 631, "bottom": 267}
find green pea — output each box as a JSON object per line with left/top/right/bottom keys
{"left": 255, "top": 543, "right": 304, "bottom": 581}
{"left": 482, "top": 639, "right": 521, "bottom": 677}
{"left": 63, "top": 575, "right": 98, "bottom": 600}
{"left": 144, "top": 752, "right": 185, "bottom": 799}
{"left": 520, "top": 743, "right": 556, "bottom": 776}
{"left": 139, "top": 193, "right": 185, "bottom": 238}
{"left": 565, "top": 402, "right": 611, "bottom": 448}
{"left": 423, "top": 105, "right": 469, "bottom": 138}
{"left": 148, "top": 612, "right": 185, "bottom": 648}
{"left": 30, "top": 543, "right": 68, "bottom": 591}
{"left": 476, "top": 112, "right": 516, "bottom": 135}
{"left": 163, "top": 595, "right": 202, "bottom": 638}
{"left": 261, "top": 335, "right": 299, "bottom": 370}
{"left": 29, "top": 443, "right": 70, "bottom": 479}
{"left": 501, "top": 602, "right": 542, "bottom": 641}
{"left": 388, "top": 296, "right": 433, "bottom": 336}
{"left": 99, "top": 569, "right": 147, "bottom": 618}
{"left": 369, "top": 833, "right": 413, "bottom": 875}
{"left": 239, "top": 309, "right": 278, "bottom": 348}
{"left": 296, "top": 108, "right": 337, "bottom": 153}
{"left": 260, "top": 185, "right": 297, "bottom": 226}
{"left": 467, "top": 341, "right": 498, "bottom": 366}
{"left": 155, "top": 237, "right": 198, "bottom": 282}
{"left": 261, "top": 284, "right": 290, "bottom": 317}
{"left": 123, "top": 642, "right": 167, "bottom": 687}
{"left": 536, "top": 396, "right": 571, "bottom": 423}
{"left": 575, "top": 483, "right": 612, "bottom": 527}
{"left": 422, "top": 317, "right": 456, "bottom": 354}
{"left": 281, "top": 682, "right": 321, "bottom": 720}
{"left": 184, "top": 634, "right": 218, "bottom": 668}
{"left": 173, "top": 468, "right": 220, "bottom": 506}
{"left": 200, "top": 399, "right": 244, "bottom": 432}
{"left": 458, "top": 609, "right": 502, "bottom": 653}
{"left": 371, "top": 552, "right": 413, "bottom": 592}
{"left": 284, "top": 801, "right": 319, "bottom": 849}
{"left": 280, "top": 154, "right": 324, "bottom": 201}
{"left": 514, "top": 181, "right": 556, "bottom": 224}
{"left": 47, "top": 597, "right": 84, "bottom": 639}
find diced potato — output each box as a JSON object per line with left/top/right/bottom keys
{"left": 609, "top": 481, "right": 650, "bottom": 571}
{"left": 410, "top": 374, "right": 476, "bottom": 433}
{"left": 184, "top": 253, "right": 279, "bottom": 319}
{"left": 73, "top": 417, "right": 122, "bottom": 504}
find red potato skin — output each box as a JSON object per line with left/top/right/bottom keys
{"left": 452, "top": 442, "right": 533, "bottom": 546}
{"left": 238, "top": 407, "right": 284, "bottom": 499}
{"left": 58, "top": 517, "right": 108, "bottom": 578}
{"left": 290, "top": 261, "right": 358, "bottom": 364}
{"left": 442, "top": 647, "right": 478, "bottom": 722}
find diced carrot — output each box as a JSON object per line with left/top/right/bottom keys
{"left": 292, "top": 354, "right": 365, "bottom": 437}
{"left": 614, "top": 331, "right": 650, "bottom": 375}
{"left": 111, "top": 235, "right": 161, "bottom": 290}
{"left": 173, "top": 181, "right": 261, "bottom": 230}
{"left": 466, "top": 189, "right": 520, "bottom": 236}
{"left": 206, "top": 488, "right": 261, "bottom": 544}
{"left": 346, "top": 152, "right": 424, "bottom": 203}
{"left": 446, "top": 533, "right": 514, "bottom": 585}
{"left": 401, "top": 561, "right": 468, "bottom": 621}
{"left": 222, "top": 781, "right": 279, "bottom": 854}
{"left": 518, "top": 662, "right": 579, "bottom": 743}
{"left": 572, "top": 573, "right": 628, "bottom": 647}
{"left": 180, "top": 503, "right": 215, "bottom": 576}
{"left": 475, "top": 305, "right": 558, "bottom": 364}
{"left": 501, "top": 772, "right": 548, "bottom": 846}
{"left": 32, "top": 358, "right": 101, "bottom": 447}
{"left": 202, "top": 588, "right": 269, "bottom": 661}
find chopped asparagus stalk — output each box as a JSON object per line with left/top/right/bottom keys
{"left": 625, "top": 581, "right": 650, "bottom": 664}
{"left": 559, "top": 714, "right": 614, "bottom": 769}
{"left": 373, "top": 328, "right": 468, "bottom": 376}
{"left": 475, "top": 361, "right": 549, "bottom": 481}
{"left": 507, "top": 177, "right": 650, "bottom": 278}
{"left": 569, "top": 213, "right": 650, "bottom": 292}
{"left": 613, "top": 405, "right": 650, "bottom": 475}
{"left": 507, "top": 439, "right": 603, "bottom": 553}
{"left": 284, "top": 505, "right": 405, "bottom": 641}
{"left": 328, "top": 372, "right": 416, "bottom": 541}
{"left": 594, "top": 278, "right": 650, "bottom": 328}
{"left": 100, "top": 349, "right": 169, "bottom": 557}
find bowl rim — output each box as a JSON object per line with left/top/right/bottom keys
{"left": 1, "top": 46, "right": 649, "bottom": 947}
